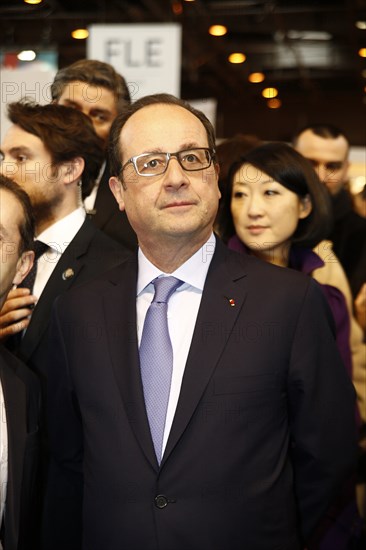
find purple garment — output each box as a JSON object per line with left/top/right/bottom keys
{"left": 227, "top": 235, "right": 352, "bottom": 379}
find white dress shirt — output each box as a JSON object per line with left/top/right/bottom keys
{"left": 137, "top": 233, "right": 216, "bottom": 453}
{"left": 0, "top": 381, "right": 8, "bottom": 547}
{"left": 33, "top": 207, "right": 86, "bottom": 299}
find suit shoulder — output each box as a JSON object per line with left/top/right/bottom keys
{"left": 65, "top": 219, "right": 134, "bottom": 276}
{"left": 225, "top": 243, "right": 312, "bottom": 288}
{"left": 55, "top": 252, "right": 136, "bottom": 307}
{"left": 80, "top": 218, "right": 131, "bottom": 255}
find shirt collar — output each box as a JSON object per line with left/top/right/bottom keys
{"left": 36, "top": 207, "right": 86, "bottom": 254}
{"left": 137, "top": 232, "right": 216, "bottom": 296}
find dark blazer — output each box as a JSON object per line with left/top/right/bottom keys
{"left": 14, "top": 217, "right": 130, "bottom": 388}
{"left": 4, "top": 218, "right": 130, "bottom": 549}
{"left": 44, "top": 238, "right": 357, "bottom": 550}
{"left": 0, "top": 344, "right": 40, "bottom": 550}
{"left": 88, "top": 162, "right": 138, "bottom": 251}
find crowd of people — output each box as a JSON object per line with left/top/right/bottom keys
{"left": 0, "top": 59, "right": 364, "bottom": 550}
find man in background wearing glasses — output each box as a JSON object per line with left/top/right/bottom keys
{"left": 44, "top": 94, "right": 357, "bottom": 550}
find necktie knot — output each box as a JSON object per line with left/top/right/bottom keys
{"left": 33, "top": 240, "right": 48, "bottom": 260}
{"left": 152, "top": 276, "right": 183, "bottom": 304}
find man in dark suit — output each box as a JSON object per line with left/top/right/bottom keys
{"left": 51, "top": 59, "right": 137, "bottom": 250}
{"left": 0, "top": 175, "right": 40, "bottom": 549}
{"left": 44, "top": 94, "right": 357, "bottom": 550}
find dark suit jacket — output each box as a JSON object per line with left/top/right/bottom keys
{"left": 4, "top": 218, "right": 130, "bottom": 549}
{"left": 88, "top": 162, "right": 138, "bottom": 251}
{"left": 44, "top": 238, "right": 357, "bottom": 550}
{"left": 0, "top": 345, "right": 40, "bottom": 550}
{"left": 14, "top": 217, "right": 130, "bottom": 390}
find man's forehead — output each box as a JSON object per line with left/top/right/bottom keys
{"left": 297, "top": 130, "right": 348, "bottom": 161}
{"left": 59, "top": 80, "right": 116, "bottom": 105}
{"left": 2, "top": 124, "right": 44, "bottom": 150}
{"left": 120, "top": 103, "right": 208, "bottom": 154}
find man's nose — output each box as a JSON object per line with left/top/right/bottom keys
{"left": 163, "top": 156, "right": 190, "bottom": 186}
{"left": 317, "top": 163, "right": 330, "bottom": 183}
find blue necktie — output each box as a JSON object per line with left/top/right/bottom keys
{"left": 139, "top": 276, "right": 183, "bottom": 463}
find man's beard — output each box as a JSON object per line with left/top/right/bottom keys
{"left": 31, "top": 191, "right": 63, "bottom": 229}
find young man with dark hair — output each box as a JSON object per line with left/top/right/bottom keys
{"left": 0, "top": 100, "right": 128, "bottom": 387}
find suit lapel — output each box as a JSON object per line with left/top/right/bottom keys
{"left": 163, "top": 240, "right": 248, "bottom": 464}
{"left": 102, "top": 256, "right": 159, "bottom": 469}
{"left": 20, "top": 220, "right": 97, "bottom": 361}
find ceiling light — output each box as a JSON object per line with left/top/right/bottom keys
{"left": 358, "top": 48, "right": 366, "bottom": 57}
{"left": 24, "top": 0, "right": 43, "bottom": 4}
{"left": 209, "top": 25, "right": 227, "bottom": 37}
{"left": 71, "top": 29, "right": 89, "bottom": 40}
{"left": 262, "top": 87, "right": 278, "bottom": 99}
{"left": 17, "top": 50, "right": 36, "bottom": 61}
{"left": 356, "top": 21, "right": 366, "bottom": 30}
{"left": 248, "top": 72, "right": 265, "bottom": 83}
{"left": 172, "top": 1, "right": 183, "bottom": 15}
{"left": 267, "top": 98, "right": 282, "bottom": 109}
{"left": 228, "top": 53, "right": 246, "bottom": 64}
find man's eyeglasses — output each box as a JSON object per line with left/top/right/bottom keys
{"left": 121, "top": 147, "right": 215, "bottom": 177}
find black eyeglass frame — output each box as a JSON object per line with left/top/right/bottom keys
{"left": 120, "top": 147, "right": 216, "bottom": 178}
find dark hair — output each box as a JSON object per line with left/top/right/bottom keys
{"left": 51, "top": 59, "right": 131, "bottom": 113}
{"left": 108, "top": 93, "right": 217, "bottom": 180}
{"left": 292, "top": 123, "right": 349, "bottom": 149}
{"left": 217, "top": 141, "right": 333, "bottom": 248}
{"left": 7, "top": 100, "right": 105, "bottom": 197}
{"left": 0, "top": 174, "right": 35, "bottom": 254}
{"left": 215, "top": 134, "right": 262, "bottom": 231}
{"left": 216, "top": 134, "right": 262, "bottom": 195}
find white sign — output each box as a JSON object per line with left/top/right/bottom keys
{"left": 188, "top": 98, "right": 217, "bottom": 134}
{"left": 0, "top": 69, "right": 56, "bottom": 141}
{"left": 87, "top": 24, "right": 182, "bottom": 100}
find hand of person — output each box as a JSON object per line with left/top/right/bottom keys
{"left": 0, "top": 288, "right": 38, "bottom": 341}
{"left": 355, "top": 283, "right": 366, "bottom": 333}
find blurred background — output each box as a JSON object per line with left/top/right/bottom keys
{"left": 1, "top": 0, "right": 365, "bottom": 183}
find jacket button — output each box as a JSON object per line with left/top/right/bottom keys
{"left": 155, "top": 495, "right": 168, "bottom": 509}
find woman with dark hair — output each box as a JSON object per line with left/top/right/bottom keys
{"left": 217, "top": 141, "right": 352, "bottom": 374}
{"left": 217, "top": 141, "right": 362, "bottom": 549}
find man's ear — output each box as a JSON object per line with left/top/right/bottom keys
{"left": 299, "top": 194, "right": 312, "bottom": 219}
{"left": 12, "top": 250, "right": 35, "bottom": 287}
{"left": 109, "top": 176, "right": 126, "bottom": 211}
{"left": 63, "top": 157, "right": 85, "bottom": 185}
